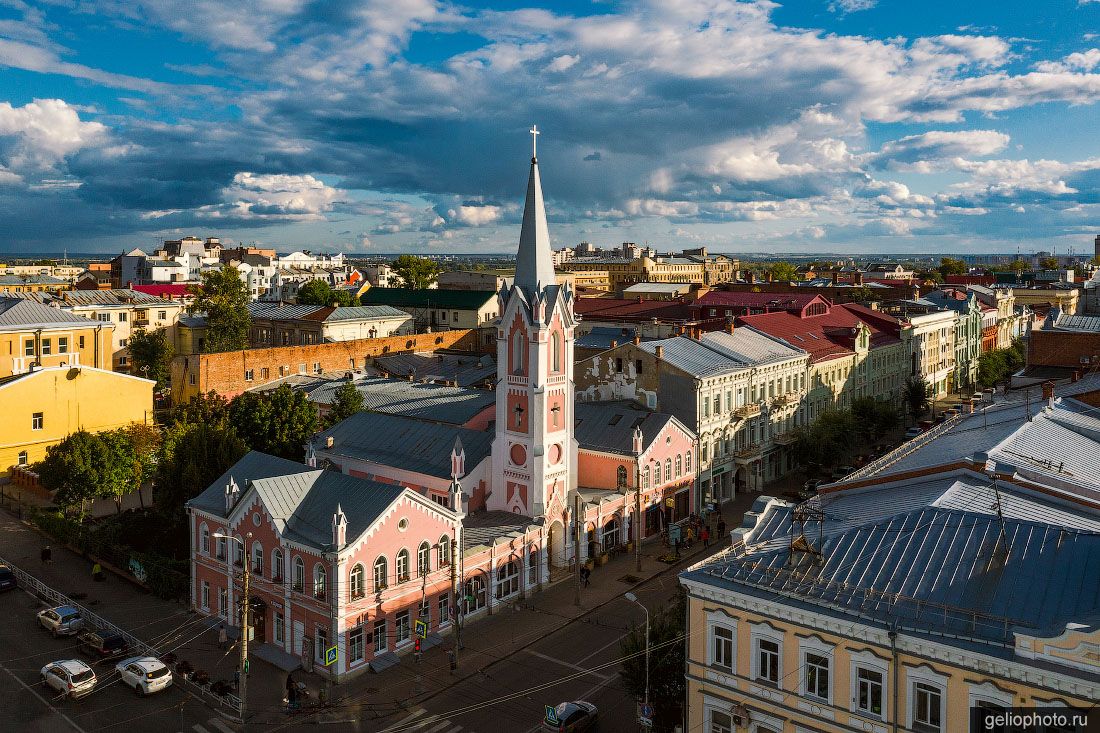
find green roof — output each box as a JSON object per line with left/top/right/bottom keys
{"left": 360, "top": 288, "right": 496, "bottom": 310}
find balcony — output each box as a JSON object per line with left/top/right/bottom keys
{"left": 734, "top": 444, "right": 762, "bottom": 463}
{"left": 772, "top": 432, "right": 796, "bottom": 446}
{"left": 733, "top": 403, "right": 761, "bottom": 419}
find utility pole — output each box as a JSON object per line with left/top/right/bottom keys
{"left": 451, "top": 537, "right": 461, "bottom": 669}
{"left": 635, "top": 477, "right": 642, "bottom": 573}
{"left": 239, "top": 536, "right": 250, "bottom": 726}
{"left": 573, "top": 493, "right": 582, "bottom": 607}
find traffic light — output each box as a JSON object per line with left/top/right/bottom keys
{"left": 414, "top": 638, "right": 421, "bottom": 653}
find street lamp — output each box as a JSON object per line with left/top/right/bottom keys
{"left": 213, "top": 531, "right": 252, "bottom": 721}
{"left": 624, "top": 592, "right": 649, "bottom": 715}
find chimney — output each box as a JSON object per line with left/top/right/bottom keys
{"left": 611, "top": 340, "right": 618, "bottom": 349}
{"left": 831, "top": 270, "right": 839, "bottom": 285}
{"left": 1042, "top": 381, "right": 1055, "bottom": 409}
{"left": 332, "top": 505, "right": 347, "bottom": 549}
{"left": 853, "top": 271, "right": 864, "bottom": 286}
{"left": 727, "top": 322, "right": 735, "bottom": 335}
{"left": 655, "top": 344, "right": 664, "bottom": 360}
{"left": 224, "top": 478, "right": 240, "bottom": 513}
{"left": 633, "top": 335, "right": 641, "bottom": 346}
{"left": 1072, "top": 370, "right": 1081, "bottom": 383}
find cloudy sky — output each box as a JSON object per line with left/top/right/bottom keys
{"left": 0, "top": 0, "right": 1098, "bottom": 256}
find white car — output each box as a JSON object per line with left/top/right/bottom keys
{"left": 37, "top": 605, "right": 84, "bottom": 637}
{"left": 115, "top": 656, "right": 173, "bottom": 696}
{"left": 41, "top": 659, "right": 97, "bottom": 699}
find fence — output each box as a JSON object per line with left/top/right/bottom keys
{"left": 0, "top": 553, "right": 243, "bottom": 721}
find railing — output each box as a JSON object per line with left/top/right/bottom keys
{"left": 734, "top": 403, "right": 761, "bottom": 419}
{"left": 735, "top": 444, "right": 762, "bottom": 460}
{"left": 0, "top": 553, "right": 242, "bottom": 720}
{"left": 772, "top": 432, "right": 795, "bottom": 446}
{"left": 844, "top": 412, "right": 965, "bottom": 483}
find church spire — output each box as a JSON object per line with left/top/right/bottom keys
{"left": 514, "top": 125, "right": 556, "bottom": 297}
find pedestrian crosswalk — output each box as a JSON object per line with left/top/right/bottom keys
{"left": 383, "top": 707, "right": 468, "bottom": 733}
{"left": 180, "top": 717, "right": 237, "bottom": 733}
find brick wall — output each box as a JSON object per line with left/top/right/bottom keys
{"left": 171, "top": 328, "right": 486, "bottom": 404}
{"left": 1028, "top": 330, "right": 1100, "bottom": 368}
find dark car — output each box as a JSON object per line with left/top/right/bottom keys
{"left": 78, "top": 631, "right": 129, "bottom": 661}
{"left": 543, "top": 701, "right": 598, "bottom": 732}
{"left": 0, "top": 565, "right": 15, "bottom": 591}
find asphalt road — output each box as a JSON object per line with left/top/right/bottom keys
{"left": 0, "top": 585, "right": 237, "bottom": 733}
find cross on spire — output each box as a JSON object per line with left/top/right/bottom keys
{"left": 529, "top": 124, "right": 540, "bottom": 160}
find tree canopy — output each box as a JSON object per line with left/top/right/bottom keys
{"left": 192, "top": 268, "right": 251, "bottom": 352}
{"left": 390, "top": 255, "right": 444, "bottom": 290}
{"left": 903, "top": 376, "right": 931, "bottom": 418}
{"left": 768, "top": 261, "right": 799, "bottom": 283}
{"left": 326, "top": 382, "right": 364, "bottom": 426}
{"left": 619, "top": 589, "right": 686, "bottom": 731}
{"left": 1038, "top": 257, "right": 1059, "bottom": 271}
{"left": 938, "top": 257, "right": 967, "bottom": 277}
{"left": 128, "top": 327, "right": 174, "bottom": 389}
{"left": 977, "top": 339, "right": 1026, "bottom": 387}
{"left": 155, "top": 421, "right": 247, "bottom": 523}
{"left": 297, "top": 279, "right": 355, "bottom": 306}
{"left": 228, "top": 384, "right": 319, "bottom": 460}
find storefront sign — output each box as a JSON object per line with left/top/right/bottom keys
{"left": 711, "top": 465, "right": 728, "bottom": 477}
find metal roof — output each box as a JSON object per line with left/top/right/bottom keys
{"left": 10, "top": 289, "right": 177, "bottom": 307}
{"left": 373, "top": 352, "right": 497, "bottom": 388}
{"left": 1051, "top": 314, "right": 1100, "bottom": 332}
{"left": 689, "top": 506, "right": 1100, "bottom": 647}
{"left": 0, "top": 298, "right": 99, "bottom": 328}
{"left": 315, "top": 411, "right": 493, "bottom": 481}
{"left": 575, "top": 326, "right": 645, "bottom": 350}
{"left": 574, "top": 401, "right": 690, "bottom": 456}
{"left": 635, "top": 327, "right": 804, "bottom": 378}
{"left": 308, "top": 377, "right": 495, "bottom": 425}
{"left": 622, "top": 283, "right": 693, "bottom": 293}
{"left": 701, "top": 327, "right": 808, "bottom": 365}
{"left": 461, "top": 510, "right": 538, "bottom": 552}
{"left": 361, "top": 288, "right": 496, "bottom": 310}
{"left": 322, "top": 305, "right": 410, "bottom": 322}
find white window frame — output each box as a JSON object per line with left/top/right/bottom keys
{"left": 200, "top": 580, "right": 210, "bottom": 610}
{"left": 199, "top": 524, "right": 209, "bottom": 555}
{"left": 906, "top": 666, "right": 948, "bottom": 733}
{"left": 850, "top": 650, "right": 889, "bottom": 721}
{"left": 349, "top": 626, "right": 364, "bottom": 663}
{"left": 798, "top": 636, "right": 834, "bottom": 704}
{"left": 967, "top": 680, "right": 1014, "bottom": 711}
{"left": 749, "top": 622, "right": 783, "bottom": 686}
{"left": 218, "top": 587, "right": 228, "bottom": 618}
{"left": 396, "top": 549, "right": 410, "bottom": 583}
{"left": 706, "top": 610, "right": 736, "bottom": 672}
{"left": 349, "top": 564, "right": 365, "bottom": 599}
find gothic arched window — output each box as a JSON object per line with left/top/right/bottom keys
{"left": 512, "top": 331, "right": 525, "bottom": 375}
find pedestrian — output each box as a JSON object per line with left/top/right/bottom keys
{"left": 685, "top": 526, "right": 695, "bottom": 548}
{"left": 92, "top": 562, "right": 105, "bottom": 582}
{"left": 701, "top": 526, "right": 710, "bottom": 549}
{"left": 218, "top": 624, "right": 228, "bottom": 650}
{"left": 41, "top": 545, "right": 52, "bottom": 564}
{"left": 285, "top": 672, "right": 295, "bottom": 699}
{"left": 580, "top": 566, "right": 590, "bottom": 588}
{"left": 717, "top": 517, "right": 726, "bottom": 538}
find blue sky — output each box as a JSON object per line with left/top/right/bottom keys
{"left": 0, "top": 0, "right": 1097, "bottom": 256}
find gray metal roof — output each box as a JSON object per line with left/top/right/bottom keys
{"left": 622, "top": 283, "right": 693, "bottom": 293}
{"left": 575, "top": 326, "right": 645, "bottom": 350}
{"left": 0, "top": 298, "right": 100, "bottom": 328}
{"left": 462, "top": 510, "right": 538, "bottom": 552}
{"left": 323, "top": 305, "right": 410, "bottom": 322}
{"left": 315, "top": 411, "right": 493, "bottom": 480}
{"left": 637, "top": 336, "right": 748, "bottom": 378}
{"left": 187, "top": 451, "right": 312, "bottom": 518}
{"left": 246, "top": 302, "right": 325, "bottom": 320}
{"left": 9, "top": 289, "right": 176, "bottom": 307}
{"left": 688, "top": 506, "right": 1100, "bottom": 648}
{"left": 636, "top": 327, "right": 804, "bottom": 378}
{"left": 701, "top": 327, "right": 807, "bottom": 365}
{"left": 312, "top": 377, "right": 495, "bottom": 425}
{"left": 574, "top": 401, "right": 690, "bottom": 456}
{"left": 373, "top": 352, "right": 497, "bottom": 388}
{"left": 1051, "top": 313, "right": 1100, "bottom": 332}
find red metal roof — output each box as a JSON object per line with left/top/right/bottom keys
{"left": 131, "top": 284, "right": 194, "bottom": 298}
{"left": 737, "top": 303, "right": 901, "bottom": 363}
{"left": 573, "top": 297, "right": 696, "bottom": 322}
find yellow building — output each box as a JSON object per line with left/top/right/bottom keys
{"left": 0, "top": 365, "right": 154, "bottom": 478}
{"left": 0, "top": 274, "right": 72, "bottom": 294}
{"left": 0, "top": 298, "right": 115, "bottom": 377}
{"left": 561, "top": 250, "right": 739, "bottom": 293}
{"left": 682, "top": 383, "right": 1100, "bottom": 733}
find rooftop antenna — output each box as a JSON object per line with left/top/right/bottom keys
{"left": 988, "top": 471, "right": 1010, "bottom": 562}
{"left": 787, "top": 501, "right": 825, "bottom": 567}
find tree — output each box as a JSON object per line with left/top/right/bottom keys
{"left": 390, "top": 255, "right": 444, "bottom": 290}
{"left": 192, "top": 268, "right": 251, "bottom": 352}
{"left": 229, "top": 385, "right": 319, "bottom": 460}
{"left": 768, "top": 261, "right": 799, "bottom": 283}
{"left": 619, "top": 589, "right": 686, "bottom": 732}
{"left": 903, "top": 376, "right": 931, "bottom": 419}
{"left": 123, "top": 423, "right": 162, "bottom": 510}
{"left": 297, "top": 279, "right": 355, "bottom": 307}
{"left": 1010, "top": 259, "right": 1029, "bottom": 274}
{"left": 128, "top": 328, "right": 174, "bottom": 389}
{"left": 847, "top": 286, "right": 881, "bottom": 303}
{"left": 851, "top": 397, "right": 900, "bottom": 444}
{"left": 172, "top": 391, "right": 232, "bottom": 428}
{"left": 155, "top": 422, "right": 248, "bottom": 523}
{"left": 327, "top": 382, "right": 364, "bottom": 426}
{"left": 37, "top": 431, "right": 112, "bottom": 522}
{"left": 938, "top": 257, "right": 967, "bottom": 277}
{"left": 1038, "top": 257, "right": 1059, "bottom": 271}
{"left": 790, "top": 410, "right": 857, "bottom": 469}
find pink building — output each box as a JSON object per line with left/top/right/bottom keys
{"left": 187, "top": 138, "right": 698, "bottom": 680}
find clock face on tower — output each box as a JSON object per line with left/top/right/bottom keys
{"left": 510, "top": 443, "right": 527, "bottom": 466}
{"left": 548, "top": 443, "right": 562, "bottom": 464}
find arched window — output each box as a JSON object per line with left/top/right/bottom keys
{"left": 272, "top": 549, "right": 283, "bottom": 582}
{"left": 664, "top": 458, "right": 672, "bottom": 483}
{"left": 528, "top": 545, "right": 539, "bottom": 585}
{"left": 373, "top": 556, "right": 387, "bottom": 591}
{"left": 496, "top": 559, "right": 519, "bottom": 599}
{"left": 200, "top": 524, "right": 209, "bottom": 555}
{"left": 233, "top": 534, "right": 244, "bottom": 566}
{"left": 251, "top": 542, "right": 263, "bottom": 575}
{"left": 313, "top": 564, "right": 327, "bottom": 599}
{"left": 642, "top": 466, "right": 650, "bottom": 490}
{"left": 417, "top": 542, "right": 431, "bottom": 576}
{"left": 437, "top": 535, "right": 451, "bottom": 566}
{"left": 551, "top": 332, "right": 562, "bottom": 373}
{"left": 216, "top": 535, "right": 227, "bottom": 561}
{"left": 17, "top": 450, "right": 28, "bottom": 466}
{"left": 396, "top": 549, "right": 410, "bottom": 583}
{"left": 685, "top": 451, "right": 692, "bottom": 473}
{"left": 463, "top": 574, "right": 487, "bottom": 614}
{"left": 349, "top": 564, "right": 365, "bottom": 599}
{"left": 511, "top": 331, "right": 525, "bottom": 375}
{"left": 675, "top": 455, "right": 683, "bottom": 478}
{"left": 616, "top": 464, "right": 628, "bottom": 488}
{"left": 601, "top": 517, "right": 620, "bottom": 551}
{"left": 292, "top": 557, "right": 304, "bottom": 592}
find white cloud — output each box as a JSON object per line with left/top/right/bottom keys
{"left": 829, "top": 0, "right": 877, "bottom": 13}
{"left": 547, "top": 54, "right": 579, "bottom": 72}
{"left": 450, "top": 204, "right": 503, "bottom": 226}
{"left": 1035, "top": 48, "right": 1100, "bottom": 73}
{"left": 0, "top": 99, "right": 108, "bottom": 171}
{"left": 871, "top": 129, "right": 1010, "bottom": 171}
{"left": 214, "top": 172, "right": 343, "bottom": 219}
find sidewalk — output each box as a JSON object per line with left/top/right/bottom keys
{"left": 273, "top": 491, "right": 761, "bottom": 728}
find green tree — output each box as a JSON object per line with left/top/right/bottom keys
{"left": 847, "top": 286, "right": 881, "bottom": 303}
{"left": 128, "top": 328, "right": 174, "bottom": 389}
{"left": 229, "top": 385, "right": 319, "bottom": 460}
{"left": 192, "top": 268, "right": 251, "bottom": 352}
{"left": 123, "top": 423, "right": 161, "bottom": 510}
{"left": 768, "top": 261, "right": 800, "bottom": 283}
{"left": 1038, "top": 257, "right": 1059, "bottom": 271}
{"left": 851, "top": 396, "right": 900, "bottom": 444}
{"left": 938, "top": 257, "right": 967, "bottom": 277}
{"left": 1010, "top": 259, "right": 1029, "bottom": 274}
{"left": 37, "top": 431, "right": 112, "bottom": 522}
{"left": 172, "top": 391, "right": 232, "bottom": 428}
{"left": 790, "top": 410, "right": 858, "bottom": 468}
{"left": 390, "top": 255, "right": 444, "bottom": 290}
{"left": 155, "top": 422, "right": 248, "bottom": 523}
{"left": 297, "top": 279, "right": 355, "bottom": 307}
{"left": 619, "top": 589, "right": 686, "bottom": 732}
{"left": 903, "top": 376, "right": 931, "bottom": 419}
{"left": 97, "top": 429, "right": 141, "bottom": 514}
{"left": 327, "top": 382, "right": 364, "bottom": 426}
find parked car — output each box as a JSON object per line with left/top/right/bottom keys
{"left": 904, "top": 426, "right": 923, "bottom": 439}
{"left": 0, "top": 564, "right": 15, "bottom": 591}
{"left": 544, "top": 701, "right": 598, "bottom": 732}
{"left": 115, "top": 656, "right": 173, "bottom": 696}
{"left": 40, "top": 659, "right": 97, "bottom": 699}
{"left": 78, "top": 631, "right": 129, "bottom": 661}
{"left": 37, "top": 605, "right": 84, "bottom": 637}
{"left": 830, "top": 465, "right": 855, "bottom": 481}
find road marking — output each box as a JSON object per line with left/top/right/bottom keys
{"left": 423, "top": 721, "right": 454, "bottom": 733}
{"left": 382, "top": 709, "right": 444, "bottom": 732}
{"left": 524, "top": 650, "right": 612, "bottom": 680}
{"left": 521, "top": 675, "right": 616, "bottom": 733}
{"left": 575, "top": 630, "right": 630, "bottom": 665}
{"left": 389, "top": 708, "right": 428, "bottom": 727}
{"left": 191, "top": 726, "right": 211, "bottom": 733}
{"left": 443, "top": 727, "right": 463, "bottom": 733}
{"left": 0, "top": 657, "right": 88, "bottom": 733}
{"left": 206, "top": 719, "right": 236, "bottom": 733}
